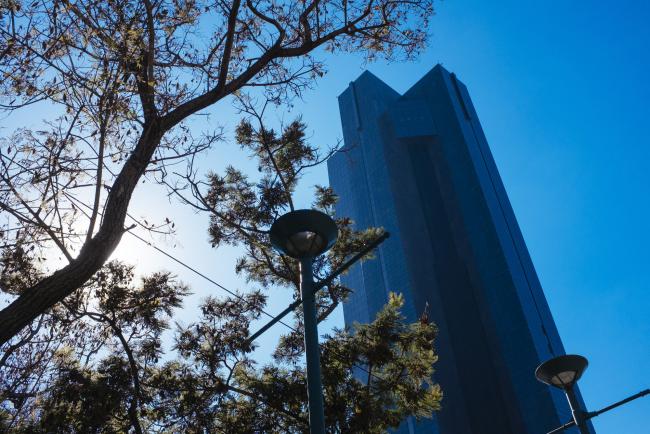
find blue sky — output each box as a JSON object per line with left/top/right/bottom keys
{"left": 323, "top": 1, "right": 650, "bottom": 431}
{"left": 273, "top": 0, "right": 649, "bottom": 431}
{"left": 11, "top": 0, "right": 643, "bottom": 431}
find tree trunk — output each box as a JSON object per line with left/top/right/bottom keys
{"left": 0, "top": 122, "right": 163, "bottom": 346}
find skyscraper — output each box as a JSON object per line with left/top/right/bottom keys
{"left": 327, "top": 65, "right": 592, "bottom": 434}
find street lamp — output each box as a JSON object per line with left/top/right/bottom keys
{"left": 535, "top": 354, "right": 649, "bottom": 434}
{"left": 536, "top": 355, "right": 590, "bottom": 434}
{"left": 270, "top": 209, "right": 338, "bottom": 434}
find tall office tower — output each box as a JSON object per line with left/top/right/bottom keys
{"left": 327, "top": 65, "right": 592, "bottom": 434}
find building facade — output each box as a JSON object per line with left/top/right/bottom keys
{"left": 327, "top": 65, "right": 592, "bottom": 434}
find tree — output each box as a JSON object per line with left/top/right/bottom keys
{"left": 1, "top": 261, "right": 440, "bottom": 432}
{"left": 0, "top": 109, "right": 442, "bottom": 432}
{"left": 0, "top": 0, "right": 434, "bottom": 344}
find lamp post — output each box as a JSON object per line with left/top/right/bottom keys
{"left": 535, "top": 354, "right": 649, "bottom": 434}
{"left": 270, "top": 209, "right": 338, "bottom": 434}
{"left": 535, "top": 355, "right": 590, "bottom": 434}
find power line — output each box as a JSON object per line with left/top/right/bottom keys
{"left": 66, "top": 192, "right": 298, "bottom": 332}
{"left": 127, "top": 222, "right": 393, "bottom": 385}
{"left": 127, "top": 230, "right": 298, "bottom": 332}
{"left": 126, "top": 219, "right": 391, "bottom": 386}
{"left": 71, "top": 159, "right": 389, "bottom": 368}
{"left": 64, "top": 191, "right": 397, "bottom": 387}
{"left": 25, "top": 151, "right": 402, "bottom": 383}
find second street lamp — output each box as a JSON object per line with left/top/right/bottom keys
{"left": 270, "top": 209, "right": 338, "bottom": 434}
{"left": 535, "top": 355, "right": 590, "bottom": 434}
{"left": 535, "top": 354, "right": 649, "bottom": 434}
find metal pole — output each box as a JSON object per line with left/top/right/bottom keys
{"left": 587, "top": 388, "right": 649, "bottom": 419}
{"left": 299, "top": 256, "right": 326, "bottom": 434}
{"left": 246, "top": 232, "right": 390, "bottom": 346}
{"left": 546, "top": 419, "right": 576, "bottom": 434}
{"left": 565, "top": 387, "right": 590, "bottom": 434}
{"left": 547, "top": 388, "right": 649, "bottom": 433}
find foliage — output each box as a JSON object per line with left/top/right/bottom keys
{"left": 0, "top": 0, "right": 441, "bottom": 431}
{"left": 0, "top": 0, "right": 435, "bottom": 344}
{"left": 0, "top": 107, "right": 442, "bottom": 432}
{"left": 181, "top": 103, "right": 385, "bottom": 348}
{"left": 1, "top": 261, "right": 440, "bottom": 433}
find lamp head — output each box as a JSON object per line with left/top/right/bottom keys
{"left": 269, "top": 209, "right": 338, "bottom": 259}
{"left": 535, "top": 354, "right": 588, "bottom": 390}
